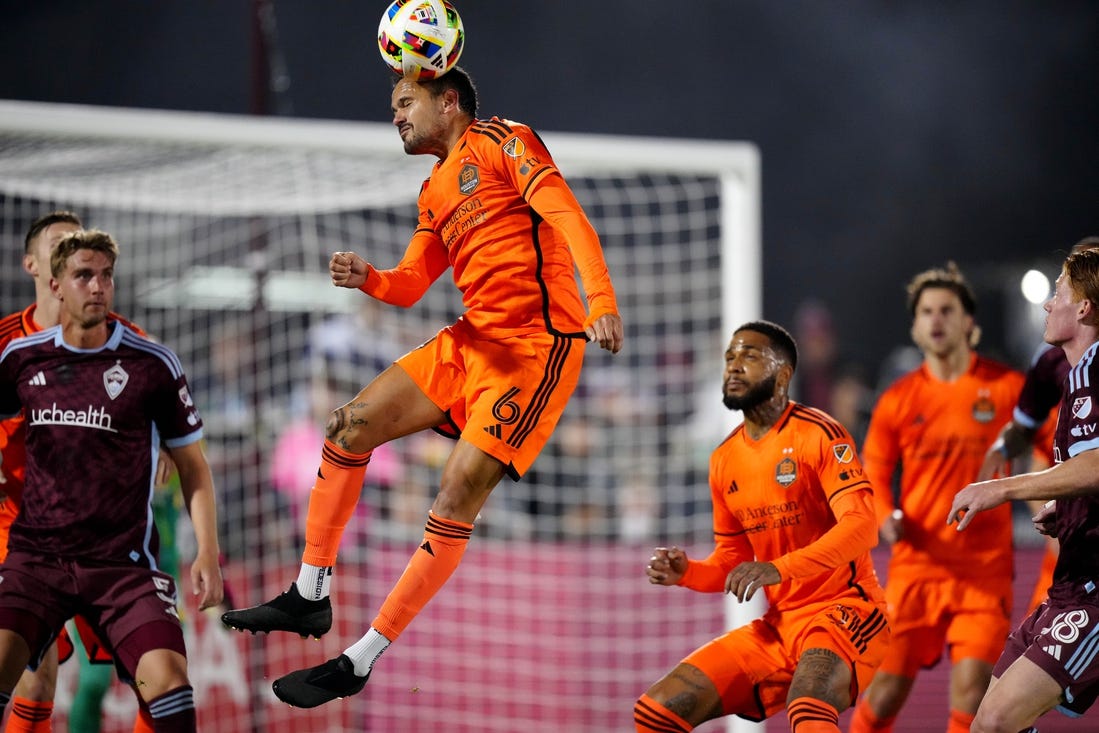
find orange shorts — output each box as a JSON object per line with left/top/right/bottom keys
{"left": 681, "top": 598, "right": 891, "bottom": 722}
{"left": 396, "top": 323, "right": 585, "bottom": 480}
{"left": 879, "top": 571, "right": 1011, "bottom": 676}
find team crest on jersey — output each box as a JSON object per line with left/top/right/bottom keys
{"left": 178, "top": 386, "right": 194, "bottom": 408}
{"left": 972, "top": 392, "right": 996, "bottom": 423}
{"left": 775, "top": 456, "right": 797, "bottom": 487}
{"left": 103, "top": 362, "right": 129, "bottom": 400}
{"left": 833, "top": 443, "right": 854, "bottom": 463}
{"left": 458, "top": 164, "right": 480, "bottom": 195}
{"left": 1073, "top": 396, "right": 1093, "bottom": 419}
{"left": 502, "top": 136, "right": 525, "bottom": 159}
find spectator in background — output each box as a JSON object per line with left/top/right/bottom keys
{"left": 850, "top": 263, "right": 1024, "bottom": 733}
{"left": 792, "top": 300, "right": 873, "bottom": 442}
{"left": 792, "top": 299, "right": 839, "bottom": 412}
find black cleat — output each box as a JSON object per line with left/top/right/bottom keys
{"left": 220, "top": 583, "right": 332, "bottom": 638}
{"left": 272, "top": 654, "right": 368, "bottom": 708}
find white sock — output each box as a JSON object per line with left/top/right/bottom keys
{"left": 294, "top": 564, "right": 332, "bottom": 601}
{"left": 343, "top": 627, "right": 391, "bottom": 677}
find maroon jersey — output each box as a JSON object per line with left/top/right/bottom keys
{"left": 1014, "top": 343, "right": 1071, "bottom": 429}
{"left": 0, "top": 321, "right": 202, "bottom": 566}
{"left": 1050, "top": 340, "right": 1099, "bottom": 603}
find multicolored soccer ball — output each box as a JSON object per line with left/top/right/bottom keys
{"left": 377, "top": 0, "right": 465, "bottom": 80}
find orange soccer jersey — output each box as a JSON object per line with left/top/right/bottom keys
{"left": 680, "top": 401, "right": 884, "bottom": 616}
{"left": 862, "top": 353, "right": 1023, "bottom": 583}
{"left": 359, "top": 117, "right": 618, "bottom": 338}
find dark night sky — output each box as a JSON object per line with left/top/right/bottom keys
{"left": 3, "top": 1, "right": 1098, "bottom": 379}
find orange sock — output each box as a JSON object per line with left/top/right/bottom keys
{"left": 634, "top": 693, "right": 692, "bottom": 732}
{"left": 788, "top": 697, "right": 839, "bottom": 732}
{"left": 5, "top": 698, "right": 52, "bottom": 733}
{"left": 947, "top": 708, "right": 975, "bottom": 733}
{"left": 302, "top": 441, "right": 372, "bottom": 566}
{"left": 132, "top": 706, "right": 155, "bottom": 733}
{"left": 849, "top": 698, "right": 895, "bottom": 733}
{"left": 371, "top": 512, "right": 474, "bottom": 641}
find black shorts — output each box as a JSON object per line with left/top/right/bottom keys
{"left": 0, "top": 551, "right": 185, "bottom": 681}
{"left": 996, "top": 598, "right": 1099, "bottom": 717}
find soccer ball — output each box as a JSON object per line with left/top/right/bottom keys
{"left": 377, "top": 0, "right": 465, "bottom": 80}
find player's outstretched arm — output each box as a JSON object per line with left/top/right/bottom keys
{"left": 951, "top": 448, "right": 1099, "bottom": 531}
{"left": 330, "top": 251, "right": 370, "bottom": 289}
{"left": 949, "top": 478, "right": 1013, "bottom": 531}
{"left": 170, "top": 440, "right": 224, "bottom": 611}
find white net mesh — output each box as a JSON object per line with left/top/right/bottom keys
{"left": 0, "top": 100, "right": 759, "bottom": 733}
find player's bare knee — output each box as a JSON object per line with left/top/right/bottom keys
{"left": 970, "top": 707, "right": 1016, "bottom": 733}
{"left": 432, "top": 480, "right": 494, "bottom": 522}
{"left": 132, "top": 660, "right": 190, "bottom": 702}
{"left": 325, "top": 405, "right": 379, "bottom": 451}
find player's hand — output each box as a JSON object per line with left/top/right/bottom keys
{"left": 154, "top": 449, "right": 175, "bottom": 488}
{"left": 330, "top": 251, "right": 369, "bottom": 289}
{"left": 585, "top": 313, "right": 624, "bottom": 354}
{"left": 947, "top": 480, "right": 1006, "bottom": 531}
{"left": 977, "top": 448, "right": 1011, "bottom": 482}
{"left": 191, "top": 551, "right": 225, "bottom": 611}
{"left": 1032, "top": 500, "right": 1057, "bottom": 536}
{"left": 725, "top": 561, "right": 780, "bottom": 603}
{"left": 880, "top": 509, "right": 904, "bottom": 544}
{"left": 646, "top": 546, "right": 687, "bottom": 586}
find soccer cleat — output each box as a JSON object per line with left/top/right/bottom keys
{"left": 272, "top": 654, "right": 368, "bottom": 708}
{"left": 220, "top": 583, "right": 332, "bottom": 638}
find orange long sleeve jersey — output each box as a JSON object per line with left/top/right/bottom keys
{"left": 680, "top": 402, "right": 884, "bottom": 615}
{"left": 861, "top": 353, "right": 1023, "bottom": 580}
{"left": 359, "top": 117, "right": 618, "bottom": 338}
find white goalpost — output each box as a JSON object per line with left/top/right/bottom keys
{"left": 0, "top": 99, "right": 760, "bottom": 733}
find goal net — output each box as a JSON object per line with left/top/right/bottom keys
{"left": 0, "top": 99, "right": 759, "bottom": 733}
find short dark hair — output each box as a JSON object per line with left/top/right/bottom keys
{"left": 421, "top": 65, "right": 478, "bottom": 117}
{"left": 906, "top": 261, "right": 976, "bottom": 318}
{"left": 24, "top": 210, "right": 82, "bottom": 253}
{"left": 734, "top": 320, "right": 799, "bottom": 372}
{"left": 51, "top": 228, "right": 119, "bottom": 279}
